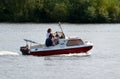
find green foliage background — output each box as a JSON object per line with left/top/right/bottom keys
{"left": 0, "top": 0, "right": 120, "bottom": 23}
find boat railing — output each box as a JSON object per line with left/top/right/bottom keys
{"left": 30, "top": 44, "right": 45, "bottom": 49}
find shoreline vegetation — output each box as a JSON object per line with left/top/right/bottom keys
{"left": 0, "top": 0, "right": 120, "bottom": 23}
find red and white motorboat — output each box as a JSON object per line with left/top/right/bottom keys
{"left": 20, "top": 22, "right": 93, "bottom": 56}
{"left": 20, "top": 33, "right": 93, "bottom": 56}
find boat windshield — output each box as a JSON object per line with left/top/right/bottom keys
{"left": 54, "top": 31, "right": 65, "bottom": 39}
{"left": 66, "top": 39, "right": 84, "bottom": 46}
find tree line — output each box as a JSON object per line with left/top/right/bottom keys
{"left": 0, "top": 0, "right": 120, "bottom": 23}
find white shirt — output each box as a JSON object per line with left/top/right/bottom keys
{"left": 46, "top": 33, "right": 50, "bottom": 39}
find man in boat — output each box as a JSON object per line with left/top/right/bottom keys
{"left": 45, "top": 33, "right": 54, "bottom": 47}
{"left": 46, "top": 28, "right": 52, "bottom": 39}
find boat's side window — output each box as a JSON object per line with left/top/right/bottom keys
{"left": 66, "top": 39, "right": 84, "bottom": 46}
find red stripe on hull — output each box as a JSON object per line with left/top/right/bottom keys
{"left": 30, "top": 46, "right": 93, "bottom": 56}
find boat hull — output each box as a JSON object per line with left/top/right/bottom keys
{"left": 29, "top": 45, "right": 93, "bottom": 56}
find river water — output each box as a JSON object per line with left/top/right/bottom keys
{"left": 0, "top": 23, "right": 120, "bottom": 79}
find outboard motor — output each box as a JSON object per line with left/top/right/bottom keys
{"left": 20, "top": 39, "right": 38, "bottom": 55}
{"left": 20, "top": 45, "right": 29, "bottom": 55}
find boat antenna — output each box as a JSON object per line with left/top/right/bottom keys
{"left": 58, "top": 22, "right": 65, "bottom": 38}
{"left": 58, "top": 22, "right": 63, "bottom": 33}
{"left": 24, "top": 39, "right": 38, "bottom": 44}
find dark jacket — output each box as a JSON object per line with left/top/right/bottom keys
{"left": 45, "top": 38, "right": 53, "bottom": 47}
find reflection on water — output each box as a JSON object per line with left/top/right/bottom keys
{"left": 44, "top": 52, "right": 92, "bottom": 60}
